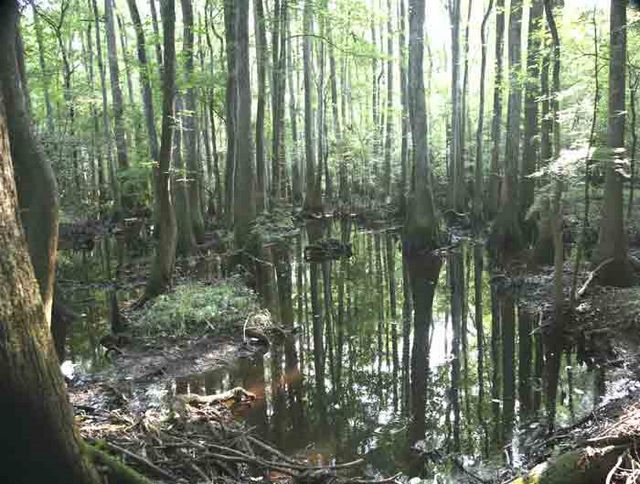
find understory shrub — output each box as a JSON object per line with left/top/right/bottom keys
{"left": 135, "top": 279, "right": 259, "bottom": 337}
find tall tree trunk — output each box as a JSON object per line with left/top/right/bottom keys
{"left": 450, "top": 0, "right": 464, "bottom": 212}
{"left": 145, "top": 0, "right": 178, "bottom": 299}
{"left": 223, "top": 0, "right": 237, "bottom": 224}
{"left": 302, "top": 0, "right": 321, "bottom": 213}
{"left": 399, "top": 0, "right": 409, "bottom": 214}
{"left": 405, "top": 0, "right": 442, "bottom": 444}
{"left": 33, "top": 7, "right": 54, "bottom": 134}
{"left": 116, "top": 14, "right": 135, "bottom": 106}
{"left": 490, "top": 0, "right": 524, "bottom": 260}
{"left": 174, "top": 96, "right": 196, "bottom": 255}
{"left": 149, "top": 0, "right": 163, "bottom": 68}
{"left": 105, "top": 0, "right": 129, "bottom": 172}
{"left": 233, "top": 0, "right": 256, "bottom": 244}
{"left": 181, "top": 0, "right": 205, "bottom": 241}
{"left": 595, "top": 0, "right": 634, "bottom": 286}
{"left": 288, "top": 12, "right": 302, "bottom": 205}
{"left": 127, "top": 0, "right": 159, "bottom": 162}
{"left": 92, "top": 0, "right": 120, "bottom": 214}
{"left": 0, "top": 7, "right": 59, "bottom": 327}
{"left": 474, "top": 0, "right": 493, "bottom": 227}
{"left": 383, "top": 0, "right": 393, "bottom": 201}
{"left": 488, "top": 0, "right": 505, "bottom": 217}
{"left": 254, "top": 0, "right": 267, "bottom": 211}
{"left": 271, "top": 0, "right": 288, "bottom": 203}
{"left": 521, "top": 0, "right": 543, "bottom": 234}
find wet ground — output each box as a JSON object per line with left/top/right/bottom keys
{"left": 60, "top": 218, "right": 640, "bottom": 482}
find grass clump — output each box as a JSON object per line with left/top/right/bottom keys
{"left": 135, "top": 279, "right": 258, "bottom": 337}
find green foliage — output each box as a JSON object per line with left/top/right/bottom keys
{"left": 118, "top": 163, "right": 153, "bottom": 208}
{"left": 135, "top": 280, "right": 259, "bottom": 337}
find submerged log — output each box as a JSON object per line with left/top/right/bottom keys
{"left": 304, "top": 238, "right": 352, "bottom": 262}
{"left": 177, "top": 387, "right": 257, "bottom": 407}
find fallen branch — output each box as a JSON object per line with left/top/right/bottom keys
{"left": 577, "top": 258, "right": 614, "bottom": 298}
{"left": 92, "top": 439, "right": 178, "bottom": 482}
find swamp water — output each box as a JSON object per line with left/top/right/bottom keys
{"left": 61, "top": 221, "right": 620, "bottom": 482}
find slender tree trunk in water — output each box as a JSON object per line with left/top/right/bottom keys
{"left": 223, "top": 0, "right": 237, "bottom": 225}
{"left": 473, "top": 243, "right": 488, "bottom": 452}
{"left": 149, "top": 0, "right": 163, "bottom": 68}
{"left": 288, "top": 14, "right": 302, "bottom": 205}
{"left": 474, "top": 0, "right": 493, "bottom": 227}
{"left": 233, "top": 0, "right": 256, "bottom": 245}
{"left": 316, "top": 19, "right": 326, "bottom": 205}
{"left": 521, "top": 0, "right": 543, "bottom": 237}
{"left": 303, "top": 0, "right": 321, "bottom": 213}
{"left": 449, "top": 252, "right": 463, "bottom": 452}
{"left": 105, "top": 0, "right": 129, "bottom": 173}
{"left": 181, "top": 0, "right": 205, "bottom": 241}
{"left": 596, "top": 0, "right": 634, "bottom": 286}
{"left": 382, "top": 0, "right": 393, "bottom": 201}
{"left": 0, "top": 41, "right": 99, "bottom": 484}
{"left": 254, "top": 0, "right": 267, "bottom": 211}
{"left": 490, "top": 283, "right": 501, "bottom": 444}
{"left": 544, "top": 0, "right": 565, "bottom": 431}
{"left": 145, "top": 0, "right": 178, "bottom": 299}
{"left": 500, "top": 288, "right": 515, "bottom": 445}
{"left": 116, "top": 14, "right": 135, "bottom": 107}
{"left": 490, "top": 0, "right": 524, "bottom": 260}
{"left": 488, "top": 0, "right": 505, "bottom": 217}
{"left": 271, "top": 0, "right": 288, "bottom": 203}
{"left": 92, "top": 0, "right": 120, "bottom": 214}
{"left": 174, "top": 96, "right": 196, "bottom": 255}
{"left": 405, "top": 0, "right": 442, "bottom": 445}
{"left": 33, "top": 8, "right": 54, "bottom": 134}
{"left": 0, "top": 9, "right": 59, "bottom": 327}
{"left": 204, "top": 2, "right": 222, "bottom": 215}
{"left": 449, "top": 0, "right": 464, "bottom": 212}
{"left": 127, "top": 0, "right": 159, "bottom": 163}
{"left": 628, "top": 74, "right": 638, "bottom": 219}
{"left": 399, "top": 0, "right": 409, "bottom": 215}
{"left": 82, "top": 22, "right": 105, "bottom": 210}
{"left": 518, "top": 306, "right": 533, "bottom": 419}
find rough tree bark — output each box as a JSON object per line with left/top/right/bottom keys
{"left": 145, "top": 0, "right": 178, "bottom": 299}
{"left": 405, "top": 0, "right": 442, "bottom": 444}
{"left": 105, "top": 0, "right": 129, "bottom": 172}
{"left": 180, "top": 0, "right": 205, "bottom": 241}
{"left": 489, "top": 0, "right": 525, "bottom": 260}
{"left": 232, "top": 0, "right": 256, "bottom": 245}
{"left": 254, "top": 0, "right": 267, "bottom": 211}
{"left": 0, "top": 18, "right": 99, "bottom": 484}
{"left": 223, "top": 0, "right": 237, "bottom": 224}
{"left": 488, "top": 0, "right": 505, "bottom": 217}
{"left": 127, "top": 0, "right": 159, "bottom": 162}
{"left": 302, "top": 0, "right": 322, "bottom": 213}
{"left": 521, "top": 0, "right": 543, "bottom": 227}
{"left": 595, "top": 0, "right": 635, "bottom": 286}
{"left": 474, "top": 0, "right": 493, "bottom": 227}
{"left": 0, "top": 4, "right": 59, "bottom": 327}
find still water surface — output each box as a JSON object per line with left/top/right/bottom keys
{"left": 62, "top": 220, "right": 612, "bottom": 481}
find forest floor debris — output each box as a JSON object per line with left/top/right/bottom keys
{"left": 73, "top": 382, "right": 398, "bottom": 483}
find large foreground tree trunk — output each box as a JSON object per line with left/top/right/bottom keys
{"left": 0, "top": 1, "right": 59, "bottom": 327}
{"left": 145, "top": 0, "right": 178, "bottom": 299}
{"left": 0, "top": 42, "right": 99, "bottom": 484}
{"left": 595, "top": 0, "right": 635, "bottom": 286}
